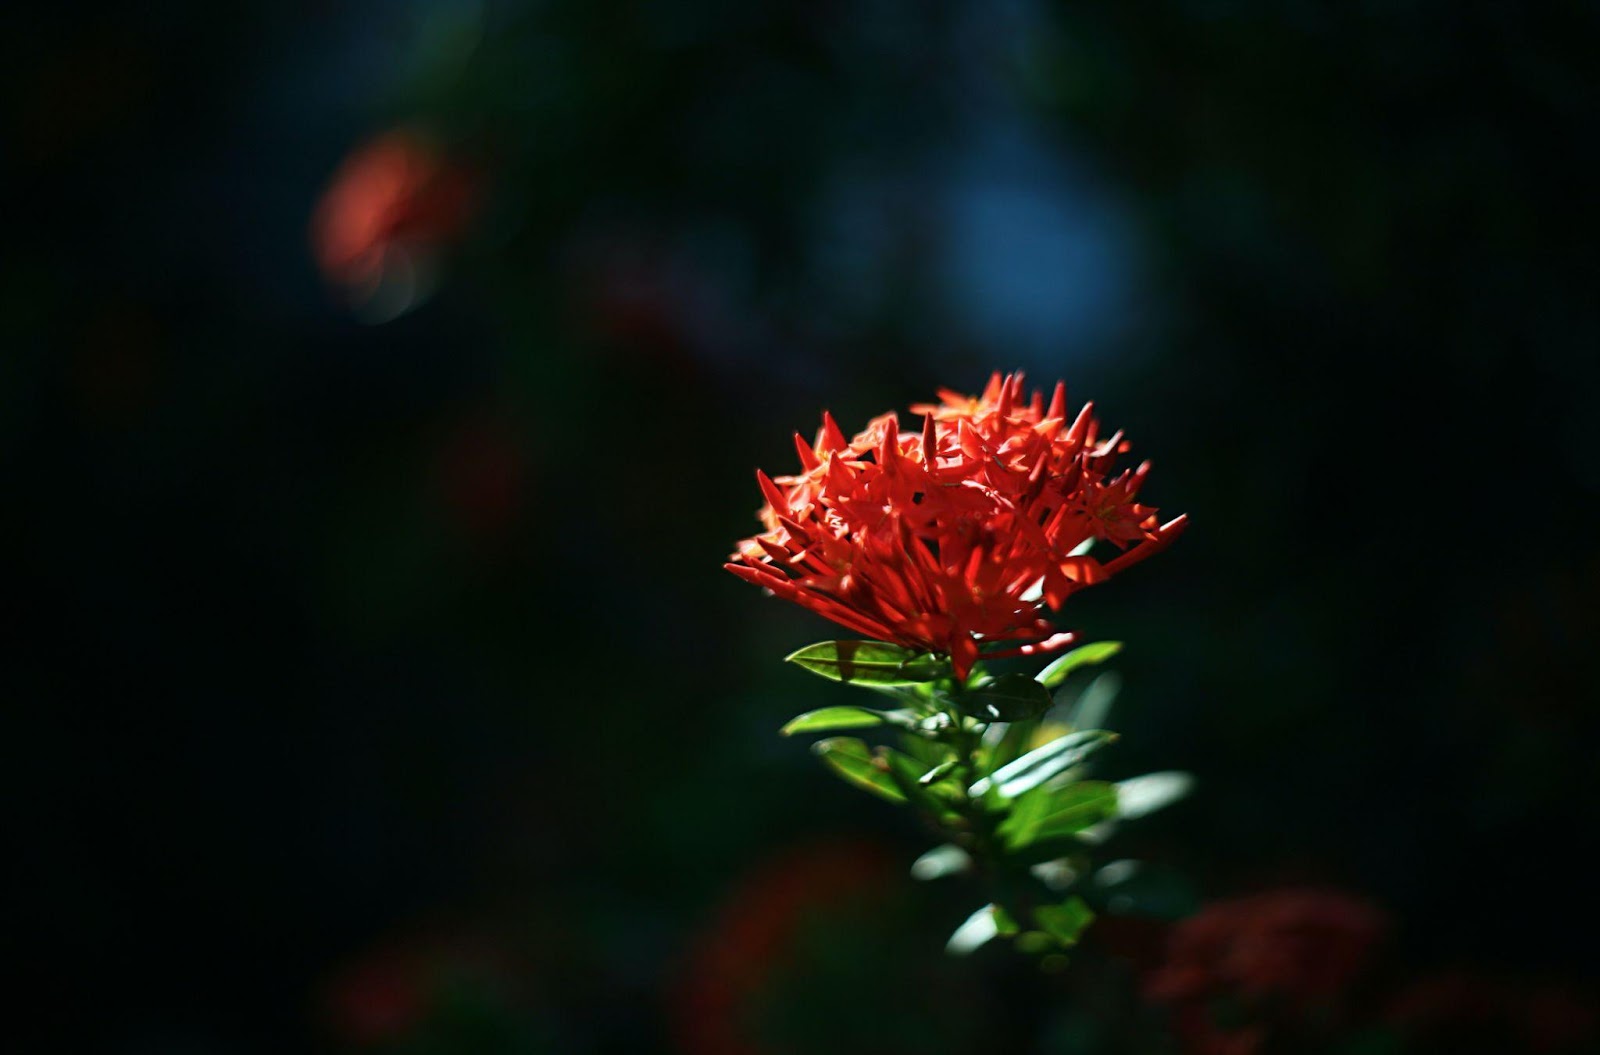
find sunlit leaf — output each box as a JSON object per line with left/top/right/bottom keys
{"left": 1029, "top": 858, "right": 1079, "bottom": 891}
{"left": 1064, "top": 671, "right": 1121, "bottom": 730}
{"left": 1114, "top": 771, "right": 1195, "bottom": 819}
{"left": 981, "top": 718, "right": 1037, "bottom": 771}
{"left": 910, "top": 843, "right": 972, "bottom": 880}
{"left": 946, "top": 904, "right": 999, "bottom": 955}
{"left": 786, "top": 640, "right": 948, "bottom": 685}
{"left": 780, "top": 706, "right": 912, "bottom": 736}
{"left": 1035, "top": 641, "right": 1124, "bottom": 690}
{"left": 966, "top": 674, "right": 1053, "bottom": 721}
{"left": 969, "top": 729, "right": 1117, "bottom": 799}
{"left": 998, "top": 781, "right": 1119, "bottom": 850}
{"left": 812, "top": 737, "right": 906, "bottom": 803}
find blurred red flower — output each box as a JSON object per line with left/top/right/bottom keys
{"left": 673, "top": 839, "right": 898, "bottom": 1055}
{"left": 726, "top": 372, "right": 1185, "bottom": 678}
{"left": 320, "top": 926, "right": 532, "bottom": 1050}
{"left": 311, "top": 130, "right": 474, "bottom": 301}
{"left": 1145, "top": 888, "right": 1386, "bottom": 1055}
{"left": 1388, "top": 970, "right": 1597, "bottom": 1054}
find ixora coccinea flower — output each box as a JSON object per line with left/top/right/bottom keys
{"left": 725, "top": 373, "right": 1193, "bottom": 959}
{"left": 726, "top": 371, "right": 1186, "bottom": 679}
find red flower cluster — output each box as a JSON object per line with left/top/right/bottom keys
{"left": 1145, "top": 888, "right": 1387, "bottom": 1055}
{"left": 726, "top": 373, "right": 1186, "bottom": 678}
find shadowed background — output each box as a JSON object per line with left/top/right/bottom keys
{"left": 8, "top": 1, "right": 1599, "bottom": 1052}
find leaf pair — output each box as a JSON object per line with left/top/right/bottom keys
{"left": 969, "top": 728, "right": 1117, "bottom": 799}
{"left": 996, "top": 780, "right": 1119, "bottom": 851}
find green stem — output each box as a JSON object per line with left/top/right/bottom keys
{"left": 938, "top": 678, "right": 996, "bottom": 865}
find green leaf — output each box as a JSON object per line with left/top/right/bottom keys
{"left": 1034, "top": 896, "right": 1095, "bottom": 946}
{"left": 812, "top": 737, "right": 906, "bottom": 804}
{"left": 1014, "top": 931, "right": 1055, "bottom": 955}
{"left": 969, "top": 729, "right": 1117, "bottom": 799}
{"left": 998, "top": 781, "right": 1119, "bottom": 850}
{"left": 945, "top": 902, "right": 1022, "bottom": 956}
{"left": 896, "top": 730, "right": 955, "bottom": 771}
{"left": 917, "top": 759, "right": 958, "bottom": 785}
{"left": 965, "top": 674, "right": 1053, "bottom": 721}
{"left": 879, "top": 747, "right": 959, "bottom": 821}
{"left": 1064, "top": 671, "right": 1121, "bottom": 730}
{"left": 780, "top": 706, "right": 908, "bottom": 736}
{"left": 946, "top": 904, "right": 1000, "bottom": 955}
{"left": 1114, "top": 771, "right": 1195, "bottom": 819}
{"left": 1036, "top": 641, "right": 1124, "bottom": 690}
{"left": 994, "top": 778, "right": 1054, "bottom": 837}
{"left": 910, "top": 843, "right": 972, "bottom": 881}
{"left": 786, "top": 640, "right": 948, "bottom": 685}
{"left": 980, "top": 718, "right": 1038, "bottom": 771}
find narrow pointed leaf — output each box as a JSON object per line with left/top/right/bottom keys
{"left": 813, "top": 737, "right": 906, "bottom": 804}
{"left": 966, "top": 673, "right": 1053, "bottom": 721}
{"left": 946, "top": 904, "right": 1000, "bottom": 955}
{"left": 786, "top": 640, "right": 948, "bottom": 685}
{"left": 1036, "top": 641, "right": 1124, "bottom": 689}
{"left": 910, "top": 843, "right": 972, "bottom": 881}
{"left": 1064, "top": 671, "right": 1121, "bottom": 730}
{"left": 1114, "top": 771, "right": 1195, "bottom": 819}
{"left": 970, "top": 729, "right": 1117, "bottom": 799}
{"left": 780, "top": 706, "right": 904, "bottom": 736}
{"left": 982, "top": 718, "right": 1038, "bottom": 771}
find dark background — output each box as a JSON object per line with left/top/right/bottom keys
{"left": 8, "top": 1, "right": 1598, "bottom": 1052}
